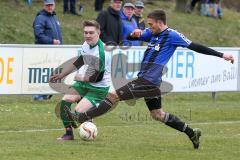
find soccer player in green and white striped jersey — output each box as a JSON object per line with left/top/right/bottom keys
{"left": 50, "top": 20, "right": 111, "bottom": 140}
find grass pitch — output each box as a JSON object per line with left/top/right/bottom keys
{"left": 0, "top": 93, "right": 239, "bottom": 160}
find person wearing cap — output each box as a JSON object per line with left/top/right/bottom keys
{"left": 33, "top": 0, "right": 62, "bottom": 44}
{"left": 96, "top": 0, "right": 123, "bottom": 45}
{"left": 33, "top": 0, "right": 63, "bottom": 100}
{"left": 120, "top": 2, "right": 140, "bottom": 46}
{"left": 133, "top": 1, "right": 145, "bottom": 30}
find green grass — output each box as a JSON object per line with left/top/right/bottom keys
{"left": 0, "top": 93, "right": 240, "bottom": 160}
{"left": 0, "top": 0, "right": 239, "bottom": 46}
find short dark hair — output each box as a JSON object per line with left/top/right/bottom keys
{"left": 147, "top": 9, "right": 166, "bottom": 24}
{"left": 83, "top": 20, "right": 100, "bottom": 30}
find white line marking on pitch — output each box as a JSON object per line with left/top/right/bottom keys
{"left": 191, "top": 120, "right": 240, "bottom": 125}
{"left": 0, "top": 120, "right": 239, "bottom": 134}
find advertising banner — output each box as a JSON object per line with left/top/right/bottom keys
{"left": 163, "top": 48, "right": 239, "bottom": 92}
{"left": 0, "top": 45, "right": 239, "bottom": 94}
{"left": 0, "top": 47, "right": 23, "bottom": 94}
{"left": 21, "top": 47, "right": 78, "bottom": 94}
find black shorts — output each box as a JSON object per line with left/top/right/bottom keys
{"left": 116, "top": 77, "right": 162, "bottom": 111}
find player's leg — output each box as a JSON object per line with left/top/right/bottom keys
{"left": 67, "top": 85, "right": 117, "bottom": 123}
{"left": 145, "top": 97, "right": 202, "bottom": 149}
{"left": 57, "top": 82, "right": 87, "bottom": 140}
{"left": 66, "top": 86, "right": 120, "bottom": 122}
{"left": 58, "top": 97, "right": 95, "bottom": 141}
{"left": 57, "top": 89, "right": 81, "bottom": 140}
{"left": 75, "top": 98, "right": 94, "bottom": 113}
{"left": 67, "top": 77, "right": 161, "bottom": 123}
{"left": 74, "top": 96, "right": 102, "bottom": 123}
{"left": 60, "top": 82, "right": 85, "bottom": 128}
{"left": 61, "top": 92, "right": 81, "bottom": 126}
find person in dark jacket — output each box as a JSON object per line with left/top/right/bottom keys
{"left": 96, "top": 0, "right": 122, "bottom": 45}
{"left": 133, "top": 1, "right": 145, "bottom": 30}
{"left": 133, "top": 1, "right": 145, "bottom": 46}
{"left": 95, "top": 0, "right": 105, "bottom": 12}
{"left": 33, "top": 0, "right": 63, "bottom": 45}
{"left": 32, "top": 0, "right": 63, "bottom": 100}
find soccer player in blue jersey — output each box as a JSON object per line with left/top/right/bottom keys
{"left": 66, "top": 9, "right": 234, "bottom": 149}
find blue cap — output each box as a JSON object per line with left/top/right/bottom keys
{"left": 44, "top": 0, "right": 55, "bottom": 5}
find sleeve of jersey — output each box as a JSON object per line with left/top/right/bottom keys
{"left": 170, "top": 31, "right": 192, "bottom": 48}
{"left": 73, "top": 55, "right": 84, "bottom": 69}
{"left": 187, "top": 42, "right": 223, "bottom": 58}
{"left": 73, "top": 42, "right": 90, "bottom": 69}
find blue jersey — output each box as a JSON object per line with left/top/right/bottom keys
{"left": 137, "top": 28, "right": 192, "bottom": 85}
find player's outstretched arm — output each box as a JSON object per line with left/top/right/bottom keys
{"left": 49, "top": 56, "right": 85, "bottom": 82}
{"left": 187, "top": 42, "right": 234, "bottom": 64}
{"left": 49, "top": 64, "right": 76, "bottom": 82}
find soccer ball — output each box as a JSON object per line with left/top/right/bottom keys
{"left": 78, "top": 122, "right": 98, "bottom": 141}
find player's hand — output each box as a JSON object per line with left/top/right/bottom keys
{"left": 49, "top": 74, "right": 63, "bottom": 82}
{"left": 131, "top": 29, "right": 143, "bottom": 38}
{"left": 223, "top": 53, "right": 234, "bottom": 64}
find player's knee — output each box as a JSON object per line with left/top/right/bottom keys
{"left": 62, "top": 95, "right": 80, "bottom": 103}
{"left": 150, "top": 109, "right": 165, "bottom": 122}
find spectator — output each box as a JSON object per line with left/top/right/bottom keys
{"left": 187, "top": 0, "right": 201, "bottom": 13}
{"left": 63, "top": 0, "right": 79, "bottom": 15}
{"left": 133, "top": 1, "right": 145, "bottom": 30}
{"left": 187, "top": 0, "right": 223, "bottom": 18}
{"left": 133, "top": 1, "right": 145, "bottom": 46}
{"left": 200, "top": 0, "right": 223, "bottom": 18}
{"left": 96, "top": 0, "right": 123, "bottom": 45}
{"left": 33, "top": 0, "right": 63, "bottom": 100}
{"left": 120, "top": 2, "right": 140, "bottom": 46}
{"left": 216, "top": 0, "right": 223, "bottom": 18}
{"left": 95, "top": 0, "right": 105, "bottom": 12}
{"left": 27, "top": 0, "right": 33, "bottom": 6}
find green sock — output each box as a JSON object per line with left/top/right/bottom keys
{"left": 60, "top": 100, "right": 72, "bottom": 128}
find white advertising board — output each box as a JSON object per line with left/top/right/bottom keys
{"left": 0, "top": 45, "right": 239, "bottom": 94}
{"left": 111, "top": 47, "right": 239, "bottom": 92}
{"left": 21, "top": 47, "right": 78, "bottom": 94}
{"left": 163, "top": 48, "right": 239, "bottom": 92}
